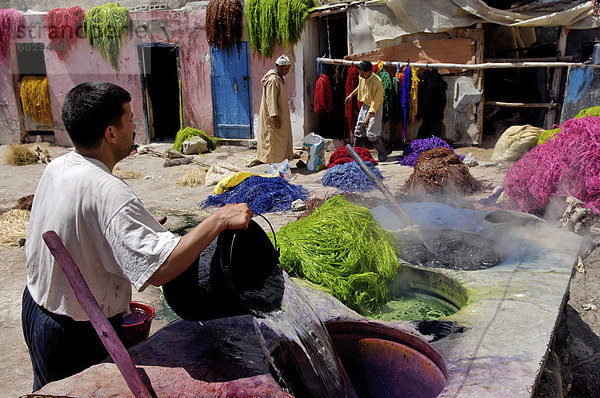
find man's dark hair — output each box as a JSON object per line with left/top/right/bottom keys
{"left": 357, "top": 60, "right": 373, "bottom": 72}
{"left": 61, "top": 82, "right": 131, "bottom": 148}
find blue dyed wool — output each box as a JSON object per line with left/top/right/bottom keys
{"left": 399, "top": 135, "right": 463, "bottom": 167}
{"left": 322, "top": 161, "right": 383, "bottom": 192}
{"left": 202, "top": 175, "right": 308, "bottom": 213}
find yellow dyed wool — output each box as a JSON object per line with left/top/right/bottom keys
{"left": 20, "top": 76, "right": 53, "bottom": 124}
{"left": 409, "top": 67, "right": 420, "bottom": 124}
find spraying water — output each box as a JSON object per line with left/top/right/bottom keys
{"left": 252, "top": 273, "right": 358, "bottom": 398}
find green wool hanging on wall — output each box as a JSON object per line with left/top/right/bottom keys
{"left": 245, "top": 0, "right": 318, "bottom": 57}
{"left": 83, "top": 3, "right": 129, "bottom": 70}
{"left": 206, "top": 0, "right": 243, "bottom": 49}
{"left": 272, "top": 195, "right": 401, "bottom": 312}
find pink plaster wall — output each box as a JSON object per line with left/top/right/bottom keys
{"left": 1, "top": 9, "right": 299, "bottom": 146}
{"left": 249, "top": 44, "right": 297, "bottom": 126}
{"left": 0, "top": 59, "right": 21, "bottom": 145}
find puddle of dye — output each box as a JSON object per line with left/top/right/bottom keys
{"left": 366, "top": 294, "right": 458, "bottom": 322}
{"left": 252, "top": 273, "right": 358, "bottom": 398}
{"left": 122, "top": 309, "right": 148, "bottom": 325}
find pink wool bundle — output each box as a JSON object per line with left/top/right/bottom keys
{"left": 0, "top": 9, "right": 24, "bottom": 61}
{"left": 504, "top": 116, "right": 600, "bottom": 215}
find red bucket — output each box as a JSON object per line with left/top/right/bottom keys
{"left": 122, "top": 301, "right": 155, "bottom": 346}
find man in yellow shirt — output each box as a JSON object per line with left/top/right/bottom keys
{"left": 345, "top": 60, "right": 390, "bottom": 161}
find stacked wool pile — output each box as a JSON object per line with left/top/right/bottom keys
{"left": 173, "top": 127, "right": 218, "bottom": 153}
{"left": 405, "top": 147, "right": 481, "bottom": 195}
{"left": 399, "top": 135, "right": 462, "bottom": 167}
{"left": 202, "top": 175, "right": 307, "bottom": 213}
{"left": 274, "top": 195, "right": 400, "bottom": 311}
{"left": 322, "top": 161, "right": 383, "bottom": 192}
{"left": 327, "top": 145, "right": 377, "bottom": 168}
{"left": 504, "top": 116, "right": 600, "bottom": 215}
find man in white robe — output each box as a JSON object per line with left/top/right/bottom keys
{"left": 247, "top": 55, "right": 293, "bottom": 167}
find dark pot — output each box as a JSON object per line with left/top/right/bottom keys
{"left": 163, "top": 219, "right": 284, "bottom": 321}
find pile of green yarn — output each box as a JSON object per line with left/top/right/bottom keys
{"left": 245, "top": 0, "right": 317, "bottom": 57}
{"left": 172, "top": 127, "right": 219, "bottom": 153}
{"left": 537, "top": 105, "right": 600, "bottom": 145}
{"left": 273, "top": 195, "right": 401, "bottom": 311}
{"left": 83, "top": 3, "right": 129, "bottom": 70}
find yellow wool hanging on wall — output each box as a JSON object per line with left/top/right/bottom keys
{"left": 20, "top": 76, "right": 53, "bottom": 124}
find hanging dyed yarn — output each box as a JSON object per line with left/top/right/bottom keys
{"left": 399, "top": 62, "right": 412, "bottom": 136}
{"left": 314, "top": 72, "right": 333, "bottom": 115}
{"left": 345, "top": 64, "right": 360, "bottom": 139}
{"left": 202, "top": 175, "right": 307, "bottom": 213}
{"left": 322, "top": 161, "right": 383, "bottom": 192}
{"left": 173, "top": 127, "right": 219, "bottom": 153}
{"left": 504, "top": 116, "right": 600, "bottom": 215}
{"left": 416, "top": 69, "right": 448, "bottom": 139}
{"left": 408, "top": 67, "right": 420, "bottom": 125}
{"left": 399, "top": 135, "right": 461, "bottom": 167}
{"left": 245, "top": 0, "right": 317, "bottom": 57}
{"left": 206, "top": 0, "right": 243, "bottom": 49}
{"left": 82, "top": 3, "right": 129, "bottom": 70}
{"left": 46, "top": 7, "right": 85, "bottom": 60}
{"left": 274, "top": 195, "right": 400, "bottom": 311}
{"left": 327, "top": 145, "right": 377, "bottom": 169}
{"left": 20, "top": 76, "right": 53, "bottom": 124}
{"left": 378, "top": 67, "right": 393, "bottom": 122}
{"left": 394, "top": 67, "right": 405, "bottom": 141}
{"left": 0, "top": 9, "right": 24, "bottom": 62}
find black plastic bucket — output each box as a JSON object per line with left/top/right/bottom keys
{"left": 163, "top": 218, "right": 284, "bottom": 321}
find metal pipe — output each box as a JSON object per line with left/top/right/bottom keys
{"left": 345, "top": 144, "right": 415, "bottom": 226}
{"left": 318, "top": 57, "right": 600, "bottom": 70}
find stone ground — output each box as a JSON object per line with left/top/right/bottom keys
{"left": 0, "top": 141, "right": 597, "bottom": 397}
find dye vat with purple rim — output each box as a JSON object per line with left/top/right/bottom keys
{"left": 326, "top": 320, "right": 447, "bottom": 398}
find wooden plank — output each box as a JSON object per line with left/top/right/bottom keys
{"left": 345, "top": 38, "right": 475, "bottom": 74}
{"left": 545, "top": 27, "right": 567, "bottom": 128}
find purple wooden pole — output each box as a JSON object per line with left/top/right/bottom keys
{"left": 42, "top": 231, "right": 152, "bottom": 398}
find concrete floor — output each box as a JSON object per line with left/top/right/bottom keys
{"left": 2, "top": 142, "right": 577, "bottom": 397}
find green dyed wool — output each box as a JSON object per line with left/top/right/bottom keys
{"left": 576, "top": 106, "right": 600, "bottom": 118}
{"left": 273, "top": 195, "right": 401, "bottom": 311}
{"left": 537, "top": 127, "right": 561, "bottom": 145}
{"left": 538, "top": 106, "right": 600, "bottom": 145}
{"left": 172, "top": 127, "right": 219, "bottom": 153}
{"left": 245, "top": 0, "right": 317, "bottom": 57}
{"left": 83, "top": 3, "right": 129, "bottom": 70}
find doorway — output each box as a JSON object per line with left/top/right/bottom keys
{"left": 138, "top": 43, "right": 182, "bottom": 142}
{"left": 304, "top": 14, "right": 348, "bottom": 140}
{"left": 15, "top": 42, "right": 54, "bottom": 141}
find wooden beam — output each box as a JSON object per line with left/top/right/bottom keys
{"left": 485, "top": 101, "right": 557, "bottom": 108}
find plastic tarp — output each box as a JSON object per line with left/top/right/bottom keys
{"left": 359, "top": 0, "right": 599, "bottom": 45}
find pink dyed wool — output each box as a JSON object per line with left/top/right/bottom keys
{"left": 504, "top": 116, "right": 600, "bottom": 215}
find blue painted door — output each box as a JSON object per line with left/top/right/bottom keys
{"left": 210, "top": 43, "right": 252, "bottom": 138}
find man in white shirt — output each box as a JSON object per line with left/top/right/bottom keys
{"left": 21, "top": 81, "right": 252, "bottom": 391}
